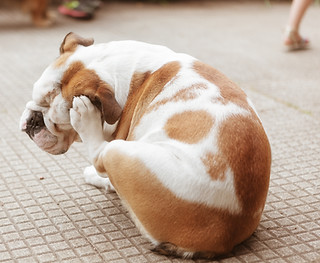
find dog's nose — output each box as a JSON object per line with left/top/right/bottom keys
{"left": 25, "top": 111, "right": 45, "bottom": 139}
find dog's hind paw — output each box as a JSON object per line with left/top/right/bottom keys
{"left": 84, "top": 166, "right": 115, "bottom": 192}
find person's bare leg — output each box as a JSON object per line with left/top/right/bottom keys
{"left": 284, "top": 0, "right": 312, "bottom": 50}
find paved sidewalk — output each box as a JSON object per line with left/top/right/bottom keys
{"left": 0, "top": 1, "right": 319, "bottom": 262}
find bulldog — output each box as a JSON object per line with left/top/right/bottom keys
{"left": 20, "top": 33, "right": 271, "bottom": 259}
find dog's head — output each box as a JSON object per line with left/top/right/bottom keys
{"left": 19, "top": 33, "right": 122, "bottom": 154}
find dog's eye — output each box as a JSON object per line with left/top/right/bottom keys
{"left": 38, "top": 83, "right": 61, "bottom": 107}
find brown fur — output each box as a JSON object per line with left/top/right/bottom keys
{"left": 59, "top": 32, "right": 94, "bottom": 55}
{"left": 164, "top": 110, "right": 214, "bottom": 144}
{"left": 193, "top": 61, "right": 248, "bottom": 108}
{"left": 218, "top": 114, "right": 271, "bottom": 213}
{"left": 61, "top": 61, "right": 122, "bottom": 125}
{"left": 145, "top": 83, "right": 208, "bottom": 114}
{"left": 113, "top": 71, "right": 151, "bottom": 140}
{"left": 55, "top": 33, "right": 94, "bottom": 68}
{"left": 193, "top": 59, "right": 271, "bottom": 213}
{"left": 114, "top": 61, "right": 181, "bottom": 140}
{"left": 193, "top": 61, "right": 260, "bottom": 119}
{"left": 201, "top": 152, "right": 227, "bottom": 181}
{"left": 58, "top": 33, "right": 122, "bottom": 125}
{"left": 95, "top": 148, "right": 264, "bottom": 256}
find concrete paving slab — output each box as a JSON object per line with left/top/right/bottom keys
{"left": 0, "top": 1, "right": 319, "bottom": 262}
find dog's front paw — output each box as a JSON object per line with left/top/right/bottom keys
{"left": 70, "top": 96, "right": 104, "bottom": 144}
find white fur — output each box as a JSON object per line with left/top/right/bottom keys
{"left": 84, "top": 166, "right": 115, "bottom": 191}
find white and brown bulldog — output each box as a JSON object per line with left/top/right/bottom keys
{"left": 20, "top": 32, "right": 271, "bottom": 259}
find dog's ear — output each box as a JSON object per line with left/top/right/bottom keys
{"left": 62, "top": 66, "right": 122, "bottom": 124}
{"left": 60, "top": 32, "right": 94, "bottom": 54}
{"left": 70, "top": 86, "right": 122, "bottom": 125}
{"left": 61, "top": 61, "right": 122, "bottom": 125}
{"left": 91, "top": 86, "right": 122, "bottom": 125}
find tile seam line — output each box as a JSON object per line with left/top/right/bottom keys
{"left": 0, "top": 206, "right": 22, "bottom": 263}
{"left": 3, "top": 139, "right": 91, "bottom": 261}
{"left": 41, "top": 180, "right": 107, "bottom": 261}
{"left": 0, "top": 169, "right": 48, "bottom": 263}
{"left": 48, "top": 176, "right": 137, "bottom": 262}
{"left": 246, "top": 86, "right": 315, "bottom": 119}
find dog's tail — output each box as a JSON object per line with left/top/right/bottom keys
{"left": 152, "top": 242, "right": 216, "bottom": 260}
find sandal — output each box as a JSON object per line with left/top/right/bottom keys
{"left": 283, "top": 27, "right": 310, "bottom": 51}
{"left": 58, "top": 0, "right": 100, "bottom": 20}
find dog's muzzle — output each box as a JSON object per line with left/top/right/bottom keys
{"left": 24, "top": 111, "right": 45, "bottom": 139}
{"left": 20, "top": 107, "right": 61, "bottom": 154}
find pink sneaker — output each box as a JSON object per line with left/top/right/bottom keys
{"left": 58, "top": 0, "right": 100, "bottom": 20}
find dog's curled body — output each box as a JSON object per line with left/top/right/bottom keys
{"left": 20, "top": 33, "right": 271, "bottom": 258}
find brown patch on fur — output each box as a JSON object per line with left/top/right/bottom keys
{"left": 201, "top": 152, "right": 227, "bottom": 181}
{"left": 114, "top": 62, "right": 181, "bottom": 140}
{"left": 113, "top": 72, "right": 151, "bottom": 140}
{"left": 95, "top": 149, "right": 265, "bottom": 256}
{"left": 174, "top": 83, "right": 208, "bottom": 100}
{"left": 146, "top": 83, "right": 208, "bottom": 114}
{"left": 164, "top": 110, "right": 214, "bottom": 144}
{"left": 218, "top": 114, "right": 271, "bottom": 212}
{"left": 130, "top": 72, "right": 151, "bottom": 92}
{"left": 193, "top": 61, "right": 250, "bottom": 109}
{"left": 61, "top": 61, "right": 122, "bottom": 124}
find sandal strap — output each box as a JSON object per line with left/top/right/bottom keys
{"left": 284, "top": 27, "right": 309, "bottom": 51}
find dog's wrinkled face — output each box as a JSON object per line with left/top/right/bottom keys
{"left": 20, "top": 63, "right": 80, "bottom": 154}
{"left": 19, "top": 32, "right": 122, "bottom": 155}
